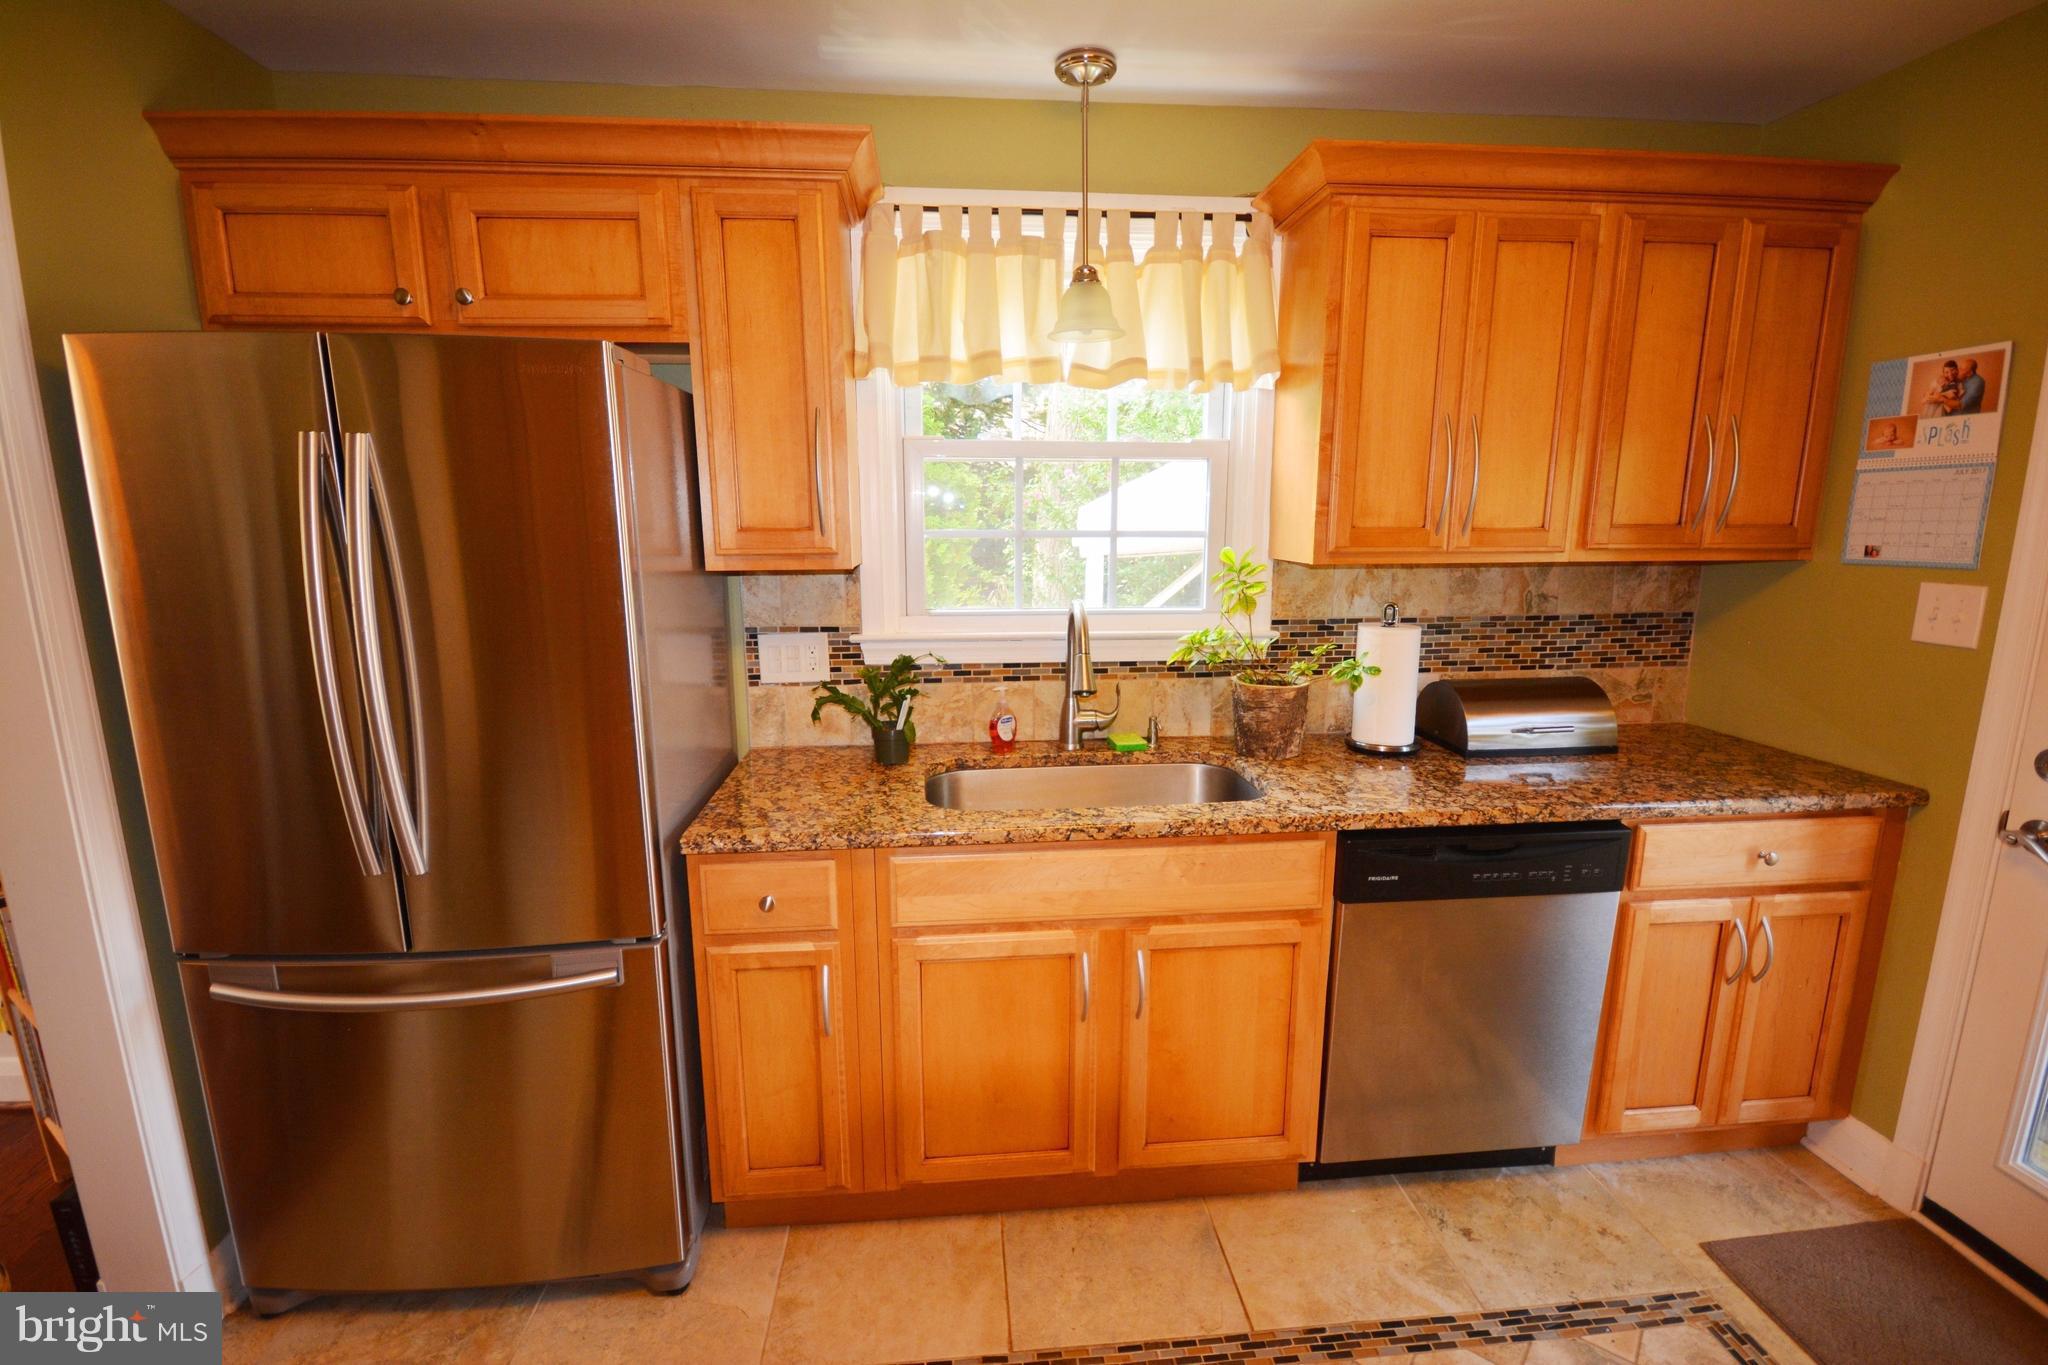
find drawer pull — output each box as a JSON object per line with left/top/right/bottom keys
{"left": 1758, "top": 850, "right": 1781, "bottom": 867}
{"left": 758, "top": 894, "right": 775, "bottom": 913}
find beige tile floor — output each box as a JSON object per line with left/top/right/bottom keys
{"left": 223, "top": 1145, "right": 1899, "bottom": 1364}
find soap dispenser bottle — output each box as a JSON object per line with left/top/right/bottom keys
{"left": 988, "top": 685, "right": 1018, "bottom": 753}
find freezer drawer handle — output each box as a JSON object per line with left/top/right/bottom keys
{"left": 207, "top": 962, "right": 621, "bottom": 1013}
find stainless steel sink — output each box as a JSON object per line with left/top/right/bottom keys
{"left": 924, "top": 762, "right": 1263, "bottom": 812}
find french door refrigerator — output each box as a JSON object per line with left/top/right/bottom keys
{"left": 64, "top": 332, "right": 733, "bottom": 1308}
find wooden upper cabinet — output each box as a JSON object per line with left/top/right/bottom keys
{"left": 441, "top": 180, "right": 677, "bottom": 329}
{"left": 1453, "top": 210, "right": 1601, "bottom": 554}
{"left": 891, "top": 929, "right": 1099, "bottom": 1183}
{"left": 1121, "top": 918, "right": 1327, "bottom": 1168}
{"left": 1258, "top": 141, "right": 1893, "bottom": 565}
{"left": 185, "top": 180, "right": 432, "bottom": 328}
{"left": 702, "top": 939, "right": 857, "bottom": 1198}
{"left": 687, "top": 182, "right": 858, "bottom": 570}
{"left": 1705, "top": 219, "right": 1859, "bottom": 552}
{"left": 1582, "top": 212, "right": 1745, "bottom": 553}
{"left": 1320, "top": 205, "right": 1473, "bottom": 557}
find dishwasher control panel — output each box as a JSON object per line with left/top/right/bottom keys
{"left": 1336, "top": 820, "right": 1631, "bottom": 903}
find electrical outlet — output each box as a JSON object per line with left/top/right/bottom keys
{"left": 757, "top": 631, "right": 831, "bottom": 683}
{"left": 1911, "top": 582, "right": 1987, "bottom": 649}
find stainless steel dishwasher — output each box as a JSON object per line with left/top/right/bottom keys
{"left": 1317, "top": 821, "right": 1632, "bottom": 1168}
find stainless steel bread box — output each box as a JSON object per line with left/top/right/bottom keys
{"left": 1415, "top": 676, "right": 1619, "bottom": 756}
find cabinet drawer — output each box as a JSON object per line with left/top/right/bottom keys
{"left": 695, "top": 853, "right": 843, "bottom": 934}
{"left": 1633, "top": 817, "right": 1881, "bottom": 891}
{"left": 883, "top": 835, "right": 1331, "bottom": 928}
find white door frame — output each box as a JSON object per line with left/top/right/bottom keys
{"left": 0, "top": 128, "right": 217, "bottom": 1290}
{"left": 1863, "top": 347, "right": 2048, "bottom": 1208}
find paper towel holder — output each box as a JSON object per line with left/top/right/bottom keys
{"left": 1347, "top": 602, "right": 1421, "bottom": 757}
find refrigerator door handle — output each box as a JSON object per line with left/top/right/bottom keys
{"left": 298, "top": 431, "right": 384, "bottom": 876}
{"left": 346, "top": 431, "right": 430, "bottom": 876}
{"left": 206, "top": 953, "right": 623, "bottom": 1013}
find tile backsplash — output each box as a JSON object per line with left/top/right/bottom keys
{"left": 740, "top": 562, "right": 1697, "bottom": 748}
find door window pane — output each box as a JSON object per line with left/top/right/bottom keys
{"left": 2024, "top": 1059, "right": 2048, "bottom": 1180}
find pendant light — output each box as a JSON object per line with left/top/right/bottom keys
{"left": 1049, "top": 46, "right": 1125, "bottom": 343}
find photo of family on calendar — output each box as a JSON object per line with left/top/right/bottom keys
{"left": 1863, "top": 344, "right": 2009, "bottom": 453}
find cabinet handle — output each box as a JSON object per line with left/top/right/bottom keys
{"left": 392, "top": 286, "right": 413, "bottom": 307}
{"left": 1434, "top": 413, "right": 1455, "bottom": 534}
{"left": 819, "top": 963, "right": 832, "bottom": 1037}
{"left": 1690, "top": 414, "right": 1718, "bottom": 529}
{"left": 1462, "top": 414, "right": 1482, "bottom": 535}
{"left": 1134, "top": 947, "right": 1149, "bottom": 1018}
{"left": 1079, "top": 950, "right": 1091, "bottom": 1022}
{"left": 1757, "top": 849, "right": 1780, "bottom": 867}
{"left": 810, "top": 407, "right": 826, "bottom": 529}
{"left": 1723, "top": 918, "right": 1751, "bottom": 986}
{"left": 1751, "top": 915, "right": 1776, "bottom": 983}
{"left": 758, "top": 894, "right": 775, "bottom": 913}
{"left": 1714, "top": 415, "right": 1743, "bottom": 532}
{"left": 455, "top": 287, "right": 475, "bottom": 306}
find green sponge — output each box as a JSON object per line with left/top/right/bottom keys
{"left": 1106, "top": 733, "right": 1150, "bottom": 752}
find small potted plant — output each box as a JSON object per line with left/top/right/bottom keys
{"left": 1168, "top": 547, "right": 1376, "bottom": 759}
{"left": 810, "top": 653, "right": 940, "bottom": 765}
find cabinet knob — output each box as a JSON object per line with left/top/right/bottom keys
{"left": 392, "top": 286, "right": 413, "bottom": 306}
{"left": 455, "top": 287, "right": 475, "bottom": 306}
{"left": 1758, "top": 850, "right": 1781, "bottom": 867}
{"left": 758, "top": 894, "right": 775, "bottom": 913}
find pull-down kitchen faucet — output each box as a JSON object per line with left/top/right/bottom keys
{"left": 1057, "top": 601, "right": 1121, "bottom": 751}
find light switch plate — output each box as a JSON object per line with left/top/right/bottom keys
{"left": 757, "top": 630, "right": 831, "bottom": 683}
{"left": 1911, "top": 582, "right": 1987, "bottom": 649}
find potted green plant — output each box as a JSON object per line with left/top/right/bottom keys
{"left": 1168, "top": 547, "right": 1377, "bottom": 759}
{"left": 810, "top": 653, "right": 941, "bottom": 765}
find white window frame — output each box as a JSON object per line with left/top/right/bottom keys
{"left": 854, "top": 189, "right": 1273, "bottom": 665}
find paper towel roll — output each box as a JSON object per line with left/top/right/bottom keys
{"left": 1350, "top": 620, "right": 1424, "bottom": 750}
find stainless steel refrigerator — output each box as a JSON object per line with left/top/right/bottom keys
{"left": 64, "top": 332, "right": 734, "bottom": 1309}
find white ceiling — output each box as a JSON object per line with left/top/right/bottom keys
{"left": 166, "top": 0, "right": 2031, "bottom": 124}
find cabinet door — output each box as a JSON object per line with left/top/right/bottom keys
{"left": 186, "top": 181, "right": 431, "bottom": 328}
{"left": 1581, "top": 213, "right": 1745, "bottom": 552}
{"left": 688, "top": 183, "right": 857, "bottom": 570}
{"left": 443, "top": 182, "right": 676, "bottom": 329}
{"left": 892, "top": 930, "right": 1098, "bottom": 1183}
{"left": 1323, "top": 205, "right": 1473, "bottom": 557}
{"left": 1451, "top": 210, "right": 1601, "bottom": 554}
{"left": 1704, "top": 219, "right": 1858, "bottom": 553}
{"left": 1121, "top": 919, "right": 1327, "bottom": 1167}
{"left": 1595, "top": 898, "right": 1747, "bottom": 1133}
{"left": 702, "top": 940, "right": 856, "bottom": 1198}
{"left": 1721, "top": 892, "right": 1867, "bottom": 1125}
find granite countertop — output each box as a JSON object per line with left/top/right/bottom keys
{"left": 678, "top": 724, "right": 1927, "bottom": 855}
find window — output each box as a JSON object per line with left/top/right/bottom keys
{"left": 856, "top": 373, "right": 1271, "bottom": 663}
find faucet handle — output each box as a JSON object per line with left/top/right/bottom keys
{"left": 1095, "top": 681, "right": 1121, "bottom": 725}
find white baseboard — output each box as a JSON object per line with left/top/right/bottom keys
{"left": 0, "top": 1053, "right": 25, "bottom": 1104}
{"left": 1805, "top": 1117, "right": 1926, "bottom": 1211}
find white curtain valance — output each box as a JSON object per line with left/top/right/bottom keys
{"left": 856, "top": 203, "right": 1281, "bottom": 393}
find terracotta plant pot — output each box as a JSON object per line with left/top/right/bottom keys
{"left": 871, "top": 727, "right": 911, "bottom": 766}
{"left": 1232, "top": 678, "right": 1310, "bottom": 759}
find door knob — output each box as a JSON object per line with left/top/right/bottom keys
{"left": 455, "top": 287, "right": 475, "bottom": 306}
{"left": 2001, "top": 817, "right": 2048, "bottom": 869}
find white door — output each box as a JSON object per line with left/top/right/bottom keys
{"left": 1923, "top": 643, "right": 2048, "bottom": 1276}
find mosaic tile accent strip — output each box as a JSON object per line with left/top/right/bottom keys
{"left": 912, "top": 1291, "right": 1770, "bottom": 1364}
{"left": 743, "top": 612, "right": 1694, "bottom": 685}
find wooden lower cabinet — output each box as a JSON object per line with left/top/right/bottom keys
{"left": 1121, "top": 919, "right": 1327, "bottom": 1167}
{"left": 1597, "top": 897, "right": 1747, "bottom": 1133}
{"left": 1720, "top": 891, "right": 1867, "bottom": 1125}
{"left": 892, "top": 929, "right": 1099, "bottom": 1183}
{"left": 701, "top": 939, "right": 857, "bottom": 1198}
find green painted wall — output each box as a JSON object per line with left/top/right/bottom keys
{"left": 1691, "top": 3, "right": 2048, "bottom": 1137}
{"left": 271, "top": 72, "right": 1761, "bottom": 193}
{"left": 0, "top": 0, "right": 272, "bottom": 1241}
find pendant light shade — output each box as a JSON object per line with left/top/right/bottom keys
{"left": 1051, "top": 46, "right": 1124, "bottom": 345}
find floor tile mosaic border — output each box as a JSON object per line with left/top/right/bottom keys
{"left": 916, "top": 1291, "right": 1771, "bottom": 1364}
{"left": 744, "top": 612, "right": 1694, "bottom": 685}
